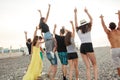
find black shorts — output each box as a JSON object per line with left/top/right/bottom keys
{"left": 67, "top": 52, "right": 78, "bottom": 60}
{"left": 80, "top": 43, "right": 94, "bottom": 54}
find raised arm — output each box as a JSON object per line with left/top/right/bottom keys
{"left": 53, "top": 24, "right": 57, "bottom": 35}
{"left": 116, "top": 10, "right": 120, "bottom": 30}
{"left": 74, "top": 8, "right": 78, "bottom": 29}
{"left": 33, "top": 26, "right": 38, "bottom": 38}
{"left": 84, "top": 8, "right": 93, "bottom": 25}
{"left": 100, "top": 15, "right": 109, "bottom": 34}
{"left": 53, "top": 38, "right": 57, "bottom": 53}
{"left": 24, "top": 31, "right": 27, "bottom": 42}
{"left": 40, "top": 47, "right": 45, "bottom": 54}
{"left": 38, "top": 10, "right": 42, "bottom": 18}
{"left": 70, "top": 21, "right": 75, "bottom": 38}
{"left": 45, "top": 4, "right": 51, "bottom": 23}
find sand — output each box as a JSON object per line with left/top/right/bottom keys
{"left": 0, "top": 47, "right": 120, "bottom": 80}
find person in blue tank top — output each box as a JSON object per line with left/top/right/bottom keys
{"left": 74, "top": 8, "right": 98, "bottom": 80}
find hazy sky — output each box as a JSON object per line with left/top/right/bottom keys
{"left": 0, "top": 0, "right": 120, "bottom": 49}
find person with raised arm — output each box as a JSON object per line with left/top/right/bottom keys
{"left": 24, "top": 31, "right": 32, "bottom": 55}
{"left": 38, "top": 4, "right": 52, "bottom": 40}
{"left": 65, "top": 21, "right": 79, "bottom": 80}
{"left": 100, "top": 10, "right": 120, "bottom": 76}
{"left": 23, "top": 26, "right": 43, "bottom": 80}
{"left": 74, "top": 8, "right": 98, "bottom": 80}
{"left": 38, "top": 4, "right": 58, "bottom": 80}
{"left": 53, "top": 24, "right": 68, "bottom": 80}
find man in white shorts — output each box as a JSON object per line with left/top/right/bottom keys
{"left": 100, "top": 10, "right": 120, "bottom": 76}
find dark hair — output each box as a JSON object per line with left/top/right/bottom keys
{"left": 39, "top": 17, "right": 45, "bottom": 29}
{"left": 32, "top": 36, "right": 38, "bottom": 46}
{"left": 40, "top": 17, "right": 45, "bottom": 23}
{"left": 77, "top": 23, "right": 91, "bottom": 33}
{"left": 60, "top": 27, "right": 65, "bottom": 34}
{"left": 32, "top": 36, "right": 42, "bottom": 46}
{"left": 39, "top": 36, "right": 42, "bottom": 40}
{"left": 27, "top": 38, "right": 31, "bottom": 43}
{"left": 109, "top": 22, "right": 116, "bottom": 30}
{"left": 65, "top": 31, "right": 72, "bottom": 46}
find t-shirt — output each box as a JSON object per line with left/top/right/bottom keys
{"left": 26, "top": 42, "right": 32, "bottom": 55}
{"left": 45, "top": 39, "right": 55, "bottom": 53}
{"left": 55, "top": 34, "right": 67, "bottom": 52}
{"left": 77, "top": 31, "right": 92, "bottom": 43}
{"left": 39, "top": 23, "right": 49, "bottom": 33}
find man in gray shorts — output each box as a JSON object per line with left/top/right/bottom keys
{"left": 100, "top": 10, "right": 120, "bottom": 76}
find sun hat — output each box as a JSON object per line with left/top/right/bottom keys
{"left": 80, "top": 19, "right": 88, "bottom": 26}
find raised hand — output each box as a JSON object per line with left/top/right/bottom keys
{"left": 70, "top": 21, "right": 73, "bottom": 24}
{"left": 62, "top": 26, "right": 65, "bottom": 29}
{"left": 38, "top": 9, "right": 41, "bottom": 13}
{"left": 74, "top": 8, "right": 77, "bottom": 13}
{"left": 54, "top": 24, "right": 57, "bottom": 28}
{"left": 24, "top": 31, "right": 27, "bottom": 34}
{"left": 38, "top": 9, "right": 42, "bottom": 17}
{"left": 100, "top": 14, "right": 104, "bottom": 18}
{"left": 84, "top": 7, "right": 88, "bottom": 13}
{"left": 118, "top": 10, "right": 120, "bottom": 14}
{"left": 115, "top": 10, "right": 120, "bottom": 14}
{"left": 48, "top": 4, "right": 51, "bottom": 8}
{"left": 36, "top": 26, "right": 39, "bottom": 30}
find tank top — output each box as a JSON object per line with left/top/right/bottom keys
{"left": 77, "top": 30, "right": 92, "bottom": 43}
{"left": 39, "top": 23, "right": 49, "bottom": 33}
{"left": 66, "top": 38, "right": 77, "bottom": 53}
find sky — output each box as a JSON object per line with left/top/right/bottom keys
{"left": 0, "top": 0, "right": 120, "bottom": 49}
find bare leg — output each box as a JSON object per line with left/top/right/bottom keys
{"left": 68, "top": 60, "right": 74, "bottom": 80}
{"left": 73, "top": 58, "right": 79, "bottom": 80}
{"left": 62, "top": 65, "right": 67, "bottom": 79}
{"left": 87, "top": 53, "right": 98, "bottom": 80}
{"left": 48, "top": 65, "right": 52, "bottom": 78}
{"left": 81, "top": 54, "right": 91, "bottom": 80}
{"left": 117, "top": 68, "right": 120, "bottom": 76}
{"left": 51, "top": 65, "right": 57, "bottom": 80}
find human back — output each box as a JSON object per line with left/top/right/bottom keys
{"left": 100, "top": 10, "right": 120, "bottom": 77}
{"left": 107, "top": 29, "right": 120, "bottom": 48}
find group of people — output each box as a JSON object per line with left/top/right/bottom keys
{"left": 22, "top": 3, "right": 120, "bottom": 80}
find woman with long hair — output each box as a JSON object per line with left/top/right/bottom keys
{"left": 65, "top": 21, "right": 79, "bottom": 80}
{"left": 74, "top": 8, "right": 98, "bottom": 80}
{"left": 23, "top": 27, "right": 43, "bottom": 80}
{"left": 38, "top": 4, "right": 52, "bottom": 41}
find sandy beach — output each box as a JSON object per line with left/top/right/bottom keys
{"left": 0, "top": 52, "right": 23, "bottom": 60}
{"left": 0, "top": 46, "right": 120, "bottom": 80}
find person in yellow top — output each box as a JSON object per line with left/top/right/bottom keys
{"left": 23, "top": 26, "right": 43, "bottom": 80}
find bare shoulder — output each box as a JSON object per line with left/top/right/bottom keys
{"left": 117, "top": 28, "right": 120, "bottom": 31}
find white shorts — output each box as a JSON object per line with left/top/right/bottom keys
{"left": 111, "top": 48, "right": 120, "bottom": 69}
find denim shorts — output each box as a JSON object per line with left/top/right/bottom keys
{"left": 44, "top": 32, "right": 52, "bottom": 41}
{"left": 46, "top": 52, "right": 57, "bottom": 65}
